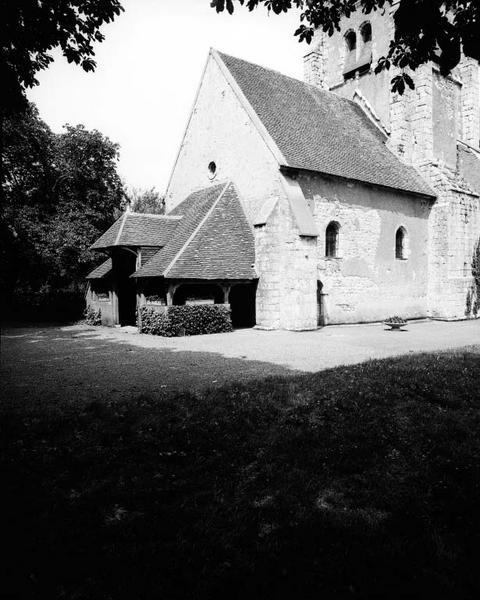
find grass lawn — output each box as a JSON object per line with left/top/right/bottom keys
{"left": 3, "top": 349, "right": 480, "bottom": 599}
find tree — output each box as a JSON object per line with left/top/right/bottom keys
{"left": 126, "top": 187, "right": 165, "bottom": 214}
{"left": 0, "top": 0, "right": 124, "bottom": 114}
{"left": 210, "top": 0, "right": 480, "bottom": 93}
{"left": 1, "top": 103, "right": 125, "bottom": 310}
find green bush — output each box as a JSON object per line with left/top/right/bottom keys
{"left": 84, "top": 306, "right": 101, "bottom": 326}
{"left": 138, "top": 304, "right": 232, "bottom": 336}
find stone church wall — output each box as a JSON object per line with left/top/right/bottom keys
{"left": 297, "top": 172, "right": 431, "bottom": 324}
{"left": 305, "top": 10, "right": 480, "bottom": 323}
{"left": 165, "top": 53, "right": 286, "bottom": 224}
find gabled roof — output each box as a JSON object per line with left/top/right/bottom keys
{"left": 133, "top": 182, "right": 256, "bottom": 280}
{"left": 216, "top": 51, "right": 435, "bottom": 199}
{"left": 86, "top": 258, "right": 112, "bottom": 279}
{"left": 90, "top": 212, "right": 182, "bottom": 250}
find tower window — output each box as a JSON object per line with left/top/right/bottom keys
{"left": 325, "top": 221, "right": 340, "bottom": 258}
{"left": 360, "top": 22, "right": 372, "bottom": 43}
{"left": 395, "top": 227, "right": 407, "bottom": 259}
{"left": 345, "top": 30, "right": 356, "bottom": 52}
{"left": 343, "top": 30, "right": 357, "bottom": 79}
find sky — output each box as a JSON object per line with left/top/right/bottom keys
{"left": 28, "top": 0, "right": 307, "bottom": 194}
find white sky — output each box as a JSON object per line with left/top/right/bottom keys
{"left": 28, "top": 0, "right": 306, "bottom": 193}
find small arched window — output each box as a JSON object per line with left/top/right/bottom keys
{"left": 345, "top": 30, "right": 357, "bottom": 52}
{"left": 360, "top": 22, "right": 372, "bottom": 43}
{"left": 325, "top": 221, "right": 340, "bottom": 258}
{"left": 395, "top": 227, "right": 407, "bottom": 259}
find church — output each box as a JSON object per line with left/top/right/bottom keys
{"left": 87, "top": 7, "right": 480, "bottom": 330}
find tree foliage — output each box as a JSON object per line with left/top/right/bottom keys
{"left": 126, "top": 187, "right": 165, "bottom": 214}
{"left": 0, "top": 0, "right": 124, "bottom": 114}
{"left": 1, "top": 103, "right": 125, "bottom": 308}
{"left": 211, "top": 0, "right": 480, "bottom": 92}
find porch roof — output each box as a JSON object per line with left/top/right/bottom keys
{"left": 90, "top": 212, "right": 182, "bottom": 250}
{"left": 133, "top": 182, "right": 257, "bottom": 280}
{"left": 86, "top": 258, "right": 112, "bottom": 279}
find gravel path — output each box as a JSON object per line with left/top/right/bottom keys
{"left": 1, "top": 320, "right": 479, "bottom": 404}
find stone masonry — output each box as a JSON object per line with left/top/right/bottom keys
{"left": 304, "top": 4, "right": 480, "bottom": 322}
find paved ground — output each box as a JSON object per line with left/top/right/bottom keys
{"left": 1, "top": 320, "right": 479, "bottom": 404}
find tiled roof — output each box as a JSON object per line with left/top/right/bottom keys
{"left": 218, "top": 52, "right": 435, "bottom": 198}
{"left": 90, "top": 212, "right": 181, "bottom": 250}
{"left": 86, "top": 258, "right": 112, "bottom": 279}
{"left": 133, "top": 182, "right": 256, "bottom": 280}
{"left": 141, "top": 247, "right": 161, "bottom": 265}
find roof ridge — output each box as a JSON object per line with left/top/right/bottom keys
{"left": 163, "top": 181, "right": 232, "bottom": 277}
{"left": 114, "top": 212, "right": 128, "bottom": 246}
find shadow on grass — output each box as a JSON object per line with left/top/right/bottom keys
{"left": 2, "top": 345, "right": 480, "bottom": 600}
{"left": 0, "top": 325, "right": 304, "bottom": 407}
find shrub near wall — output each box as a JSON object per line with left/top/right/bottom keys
{"left": 138, "top": 305, "right": 233, "bottom": 336}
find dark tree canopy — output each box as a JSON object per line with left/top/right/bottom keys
{"left": 126, "top": 187, "right": 166, "bottom": 215}
{"left": 211, "top": 0, "right": 480, "bottom": 93}
{"left": 0, "top": 0, "right": 124, "bottom": 114}
{"left": 1, "top": 103, "right": 125, "bottom": 303}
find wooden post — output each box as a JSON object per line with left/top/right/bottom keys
{"left": 221, "top": 284, "right": 231, "bottom": 304}
{"left": 166, "top": 283, "right": 178, "bottom": 306}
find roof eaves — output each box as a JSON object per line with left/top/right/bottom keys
{"left": 280, "top": 165, "right": 436, "bottom": 201}
{"left": 213, "top": 49, "right": 287, "bottom": 167}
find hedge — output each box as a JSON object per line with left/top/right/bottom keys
{"left": 138, "top": 304, "right": 233, "bottom": 336}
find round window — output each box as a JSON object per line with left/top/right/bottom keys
{"left": 208, "top": 161, "right": 217, "bottom": 179}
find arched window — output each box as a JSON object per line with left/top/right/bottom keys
{"left": 360, "top": 21, "right": 372, "bottom": 43}
{"left": 358, "top": 21, "right": 373, "bottom": 73}
{"left": 325, "top": 221, "right": 340, "bottom": 258}
{"left": 344, "top": 30, "right": 357, "bottom": 79}
{"left": 345, "top": 30, "right": 356, "bottom": 52}
{"left": 395, "top": 227, "right": 407, "bottom": 259}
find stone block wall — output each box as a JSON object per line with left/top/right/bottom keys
{"left": 254, "top": 194, "right": 318, "bottom": 330}
{"left": 419, "top": 161, "right": 480, "bottom": 319}
{"left": 298, "top": 172, "right": 430, "bottom": 324}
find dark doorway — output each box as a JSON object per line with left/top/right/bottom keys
{"left": 229, "top": 283, "right": 256, "bottom": 328}
{"left": 115, "top": 249, "right": 138, "bottom": 326}
{"left": 317, "top": 280, "right": 325, "bottom": 327}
